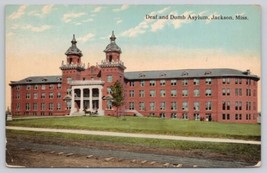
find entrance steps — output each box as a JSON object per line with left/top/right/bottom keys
{"left": 125, "top": 110, "right": 143, "bottom": 117}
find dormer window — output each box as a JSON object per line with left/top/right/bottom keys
{"left": 42, "top": 78, "right": 48, "bottom": 82}
{"left": 109, "top": 55, "right": 112, "bottom": 62}
{"left": 182, "top": 71, "right": 188, "bottom": 76}
{"left": 26, "top": 79, "right": 32, "bottom": 82}
{"left": 204, "top": 71, "right": 212, "bottom": 75}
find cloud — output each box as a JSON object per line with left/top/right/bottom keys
{"left": 113, "top": 5, "right": 129, "bottom": 12}
{"left": 116, "top": 20, "right": 123, "bottom": 24}
{"left": 28, "top": 5, "right": 54, "bottom": 17}
{"left": 9, "top": 5, "right": 27, "bottom": 19}
{"left": 77, "top": 33, "right": 95, "bottom": 42}
{"left": 92, "top": 6, "right": 103, "bottom": 13}
{"left": 22, "top": 24, "right": 52, "bottom": 32}
{"left": 151, "top": 18, "right": 168, "bottom": 32}
{"left": 63, "top": 12, "right": 86, "bottom": 23}
{"left": 121, "top": 21, "right": 148, "bottom": 37}
{"left": 83, "top": 18, "right": 94, "bottom": 23}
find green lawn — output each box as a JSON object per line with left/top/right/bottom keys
{"left": 6, "top": 116, "right": 261, "bottom": 140}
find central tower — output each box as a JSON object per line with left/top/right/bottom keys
{"left": 99, "top": 31, "right": 126, "bottom": 116}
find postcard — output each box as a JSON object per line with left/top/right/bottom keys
{"left": 5, "top": 4, "right": 261, "bottom": 168}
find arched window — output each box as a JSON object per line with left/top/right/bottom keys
{"left": 109, "top": 55, "right": 112, "bottom": 62}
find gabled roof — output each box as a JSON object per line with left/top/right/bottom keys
{"left": 124, "top": 68, "right": 260, "bottom": 80}
{"left": 10, "top": 75, "right": 62, "bottom": 85}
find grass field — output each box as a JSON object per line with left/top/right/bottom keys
{"left": 6, "top": 116, "right": 261, "bottom": 140}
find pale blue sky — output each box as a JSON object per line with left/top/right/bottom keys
{"left": 6, "top": 5, "right": 260, "bottom": 55}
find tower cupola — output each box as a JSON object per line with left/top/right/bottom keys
{"left": 65, "top": 34, "right": 83, "bottom": 57}
{"left": 104, "top": 31, "right": 122, "bottom": 53}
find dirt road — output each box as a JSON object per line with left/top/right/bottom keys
{"left": 6, "top": 133, "right": 257, "bottom": 168}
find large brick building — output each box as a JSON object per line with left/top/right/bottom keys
{"left": 9, "top": 31, "right": 260, "bottom": 123}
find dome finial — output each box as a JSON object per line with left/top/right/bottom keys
{"left": 110, "top": 30, "right": 116, "bottom": 42}
{"left": 71, "top": 34, "right": 77, "bottom": 45}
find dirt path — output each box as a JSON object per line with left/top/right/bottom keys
{"left": 6, "top": 126, "right": 261, "bottom": 145}
{"left": 6, "top": 136, "right": 253, "bottom": 168}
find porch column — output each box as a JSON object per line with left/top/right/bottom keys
{"left": 80, "top": 87, "right": 84, "bottom": 113}
{"left": 98, "top": 86, "right": 104, "bottom": 115}
{"left": 70, "top": 86, "right": 76, "bottom": 115}
{"left": 89, "top": 87, "right": 93, "bottom": 111}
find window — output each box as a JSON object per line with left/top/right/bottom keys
{"left": 140, "top": 80, "right": 145, "bottom": 87}
{"left": 239, "top": 88, "right": 242, "bottom": 96}
{"left": 41, "top": 93, "right": 45, "bottom": 99}
{"left": 67, "top": 77, "right": 72, "bottom": 83}
{"left": 150, "top": 102, "right": 155, "bottom": 111}
{"left": 182, "top": 113, "right": 188, "bottom": 120}
{"left": 246, "top": 101, "right": 251, "bottom": 110}
{"left": 206, "top": 78, "right": 212, "bottom": 85}
{"left": 66, "top": 101, "right": 71, "bottom": 110}
{"left": 34, "top": 85, "right": 38, "bottom": 90}
{"left": 235, "top": 79, "right": 242, "bottom": 84}
{"left": 16, "top": 93, "right": 20, "bottom": 99}
{"left": 129, "top": 102, "right": 135, "bottom": 110}
{"left": 222, "top": 114, "right": 230, "bottom": 120}
{"left": 235, "top": 114, "right": 242, "bottom": 120}
{"left": 26, "top": 93, "right": 31, "bottom": 99}
{"left": 194, "top": 113, "right": 200, "bottom": 120}
{"left": 57, "top": 84, "right": 62, "bottom": 89}
{"left": 246, "top": 114, "right": 251, "bottom": 120}
{"left": 160, "top": 113, "right": 166, "bottom": 118}
{"left": 222, "top": 78, "right": 226, "bottom": 84}
{"left": 57, "top": 103, "right": 61, "bottom": 110}
{"left": 49, "top": 92, "right": 54, "bottom": 99}
{"left": 150, "top": 90, "right": 156, "bottom": 97}
{"left": 139, "top": 102, "right": 145, "bottom": 111}
{"left": 227, "top": 88, "right": 230, "bottom": 96}
{"left": 160, "top": 102, "right": 166, "bottom": 110}
{"left": 171, "top": 113, "right": 177, "bottom": 118}
{"left": 129, "top": 81, "right": 135, "bottom": 86}
{"left": 171, "top": 102, "right": 177, "bottom": 110}
{"left": 41, "top": 103, "right": 46, "bottom": 111}
{"left": 49, "top": 84, "right": 54, "bottom": 90}
{"left": 129, "top": 90, "right": 134, "bottom": 97}
{"left": 182, "top": 101, "right": 188, "bottom": 111}
{"left": 160, "top": 80, "right": 166, "bottom": 86}
{"left": 41, "top": 85, "right": 46, "bottom": 90}
{"left": 107, "top": 87, "right": 112, "bottom": 94}
{"left": 182, "top": 79, "right": 188, "bottom": 86}
{"left": 49, "top": 103, "right": 54, "bottom": 111}
{"left": 150, "top": 80, "right": 156, "bottom": 86}
{"left": 171, "top": 90, "right": 177, "bottom": 97}
{"left": 246, "top": 89, "right": 251, "bottom": 96}
{"left": 16, "top": 103, "right": 20, "bottom": 111}
{"left": 227, "top": 78, "right": 230, "bottom": 84}
{"left": 182, "top": 89, "right": 188, "bottom": 97}
{"left": 246, "top": 79, "right": 251, "bottom": 85}
{"left": 25, "top": 103, "right": 30, "bottom": 111}
{"left": 26, "top": 85, "right": 31, "bottom": 90}
{"left": 171, "top": 80, "right": 177, "bottom": 86}
{"left": 222, "top": 88, "right": 226, "bottom": 96}
{"left": 57, "top": 93, "right": 61, "bottom": 98}
{"left": 194, "top": 89, "right": 200, "bottom": 97}
{"left": 193, "top": 79, "right": 199, "bottom": 85}
{"left": 194, "top": 102, "right": 200, "bottom": 111}
{"left": 227, "top": 101, "right": 230, "bottom": 110}
{"left": 160, "top": 90, "right": 166, "bottom": 97}
{"left": 206, "top": 101, "right": 212, "bottom": 110}
{"left": 107, "top": 100, "right": 112, "bottom": 110}
{"left": 107, "top": 75, "right": 113, "bottom": 83}
{"left": 235, "top": 101, "right": 242, "bottom": 110}
{"left": 205, "top": 89, "right": 212, "bottom": 96}
{"left": 33, "top": 103, "right": 38, "bottom": 111}
{"left": 139, "top": 90, "right": 145, "bottom": 97}
{"left": 34, "top": 93, "right": 38, "bottom": 99}
{"left": 16, "top": 86, "right": 20, "bottom": 90}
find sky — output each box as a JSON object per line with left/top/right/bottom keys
{"left": 5, "top": 4, "right": 261, "bottom": 110}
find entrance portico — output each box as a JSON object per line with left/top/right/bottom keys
{"left": 69, "top": 80, "right": 104, "bottom": 116}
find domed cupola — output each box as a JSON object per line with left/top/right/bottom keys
{"left": 65, "top": 34, "right": 83, "bottom": 57}
{"left": 104, "top": 31, "right": 122, "bottom": 53}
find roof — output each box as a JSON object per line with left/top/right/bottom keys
{"left": 10, "top": 75, "right": 62, "bottom": 85}
{"left": 124, "top": 68, "right": 260, "bottom": 80}
{"left": 104, "top": 31, "right": 122, "bottom": 53}
{"left": 65, "top": 34, "right": 83, "bottom": 57}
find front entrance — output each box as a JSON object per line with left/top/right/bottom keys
{"left": 206, "top": 113, "right": 212, "bottom": 121}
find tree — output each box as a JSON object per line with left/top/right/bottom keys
{"left": 110, "top": 80, "right": 124, "bottom": 118}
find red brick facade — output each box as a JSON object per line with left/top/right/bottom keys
{"left": 9, "top": 32, "right": 260, "bottom": 123}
